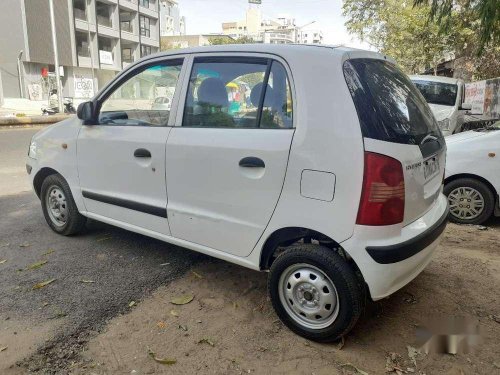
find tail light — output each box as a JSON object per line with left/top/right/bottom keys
{"left": 356, "top": 152, "right": 405, "bottom": 226}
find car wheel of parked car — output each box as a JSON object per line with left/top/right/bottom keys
{"left": 444, "top": 178, "right": 495, "bottom": 225}
{"left": 268, "top": 244, "right": 364, "bottom": 342}
{"left": 41, "top": 174, "right": 86, "bottom": 235}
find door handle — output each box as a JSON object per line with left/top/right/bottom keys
{"left": 134, "top": 148, "right": 151, "bottom": 158}
{"left": 239, "top": 157, "right": 265, "bottom": 168}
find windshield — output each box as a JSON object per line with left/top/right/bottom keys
{"left": 343, "top": 59, "right": 442, "bottom": 145}
{"left": 412, "top": 80, "right": 458, "bottom": 106}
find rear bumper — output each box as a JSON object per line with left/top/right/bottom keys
{"left": 341, "top": 193, "right": 449, "bottom": 300}
{"left": 366, "top": 207, "right": 448, "bottom": 264}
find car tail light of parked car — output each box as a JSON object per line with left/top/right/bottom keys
{"left": 357, "top": 152, "right": 405, "bottom": 226}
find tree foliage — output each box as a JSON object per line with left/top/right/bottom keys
{"left": 209, "top": 35, "right": 255, "bottom": 45}
{"left": 413, "top": 0, "right": 499, "bottom": 52}
{"left": 343, "top": 0, "right": 500, "bottom": 79}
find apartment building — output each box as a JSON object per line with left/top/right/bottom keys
{"left": 0, "top": 0, "right": 161, "bottom": 99}
{"left": 297, "top": 29, "right": 324, "bottom": 44}
{"left": 222, "top": 8, "right": 323, "bottom": 45}
{"left": 159, "top": 0, "right": 185, "bottom": 36}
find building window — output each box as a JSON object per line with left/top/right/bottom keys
{"left": 73, "top": 0, "right": 87, "bottom": 20}
{"left": 96, "top": 1, "right": 112, "bottom": 28}
{"left": 139, "top": 0, "right": 149, "bottom": 8}
{"left": 122, "top": 47, "right": 133, "bottom": 62}
{"left": 141, "top": 44, "right": 152, "bottom": 57}
{"left": 140, "top": 16, "right": 151, "bottom": 37}
{"left": 120, "top": 10, "right": 134, "bottom": 33}
{"left": 76, "top": 31, "right": 90, "bottom": 57}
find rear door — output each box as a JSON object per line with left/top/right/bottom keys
{"left": 165, "top": 55, "right": 295, "bottom": 256}
{"left": 344, "top": 58, "right": 445, "bottom": 225}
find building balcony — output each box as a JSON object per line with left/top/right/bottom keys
{"left": 75, "top": 19, "right": 97, "bottom": 33}
{"left": 140, "top": 35, "right": 159, "bottom": 47}
{"left": 119, "top": 0, "right": 138, "bottom": 11}
{"left": 121, "top": 30, "right": 140, "bottom": 43}
{"left": 139, "top": 5, "right": 158, "bottom": 19}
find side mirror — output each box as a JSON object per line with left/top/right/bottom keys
{"left": 460, "top": 102, "right": 472, "bottom": 111}
{"left": 77, "top": 101, "right": 94, "bottom": 122}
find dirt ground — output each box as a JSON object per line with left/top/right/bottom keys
{"left": 61, "top": 222, "right": 499, "bottom": 375}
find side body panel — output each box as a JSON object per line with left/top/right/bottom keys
{"left": 445, "top": 131, "right": 500, "bottom": 202}
{"left": 247, "top": 48, "right": 366, "bottom": 266}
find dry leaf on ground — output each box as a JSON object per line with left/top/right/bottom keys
{"left": 197, "top": 337, "right": 215, "bottom": 347}
{"left": 191, "top": 271, "right": 203, "bottom": 279}
{"left": 170, "top": 310, "right": 179, "bottom": 317}
{"left": 42, "top": 249, "right": 55, "bottom": 256}
{"left": 33, "top": 279, "right": 56, "bottom": 290}
{"left": 147, "top": 348, "right": 176, "bottom": 365}
{"left": 19, "top": 242, "right": 30, "bottom": 248}
{"left": 170, "top": 294, "right": 194, "bottom": 305}
{"left": 28, "top": 260, "right": 48, "bottom": 270}
{"left": 0, "top": 260, "right": 6, "bottom": 264}
{"left": 129, "top": 301, "right": 136, "bottom": 308}
{"left": 81, "top": 280, "right": 95, "bottom": 283}
{"left": 340, "top": 362, "right": 368, "bottom": 375}
{"left": 0, "top": 346, "right": 7, "bottom": 352}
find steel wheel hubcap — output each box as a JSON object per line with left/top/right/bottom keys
{"left": 46, "top": 185, "right": 68, "bottom": 227}
{"left": 448, "top": 187, "right": 484, "bottom": 220}
{"left": 278, "top": 263, "right": 339, "bottom": 330}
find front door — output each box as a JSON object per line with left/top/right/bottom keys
{"left": 77, "top": 58, "right": 184, "bottom": 235}
{"left": 166, "top": 55, "right": 295, "bottom": 256}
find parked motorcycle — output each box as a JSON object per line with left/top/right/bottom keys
{"left": 41, "top": 97, "right": 76, "bottom": 115}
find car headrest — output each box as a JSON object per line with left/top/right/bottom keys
{"left": 197, "top": 78, "right": 228, "bottom": 108}
{"left": 250, "top": 83, "right": 275, "bottom": 108}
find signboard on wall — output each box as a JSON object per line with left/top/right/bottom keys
{"left": 99, "top": 50, "right": 114, "bottom": 65}
{"left": 28, "top": 84, "right": 43, "bottom": 101}
{"left": 74, "top": 77, "right": 94, "bottom": 98}
{"left": 464, "top": 80, "right": 486, "bottom": 115}
{"left": 249, "top": 0, "right": 262, "bottom": 4}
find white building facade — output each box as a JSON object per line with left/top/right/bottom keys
{"left": 0, "top": 0, "right": 161, "bottom": 100}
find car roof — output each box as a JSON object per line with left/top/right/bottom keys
{"left": 409, "top": 74, "right": 462, "bottom": 85}
{"left": 138, "top": 44, "right": 387, "bottom": 64}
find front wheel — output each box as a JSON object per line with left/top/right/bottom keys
{"left": 41, "top": 174, "right": 87, "bottom": 235}
{"left": 268, "top": 244, "right": 364, "bottom": 342}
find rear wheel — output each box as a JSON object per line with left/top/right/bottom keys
{"left": 268, "top": 244, "right": 363, "bottom": 342}
{"left": 444, "top": 177, "right": 494, "bottom": 225}
{"left": 41, "top": 174, "right": 86, "bottom": 235}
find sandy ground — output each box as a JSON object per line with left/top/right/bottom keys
{"left": 67, "top": 222, "right": 500, "bottom": 375}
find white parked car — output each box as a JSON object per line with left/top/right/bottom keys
{"left": 444, "top": 122, "right": 500, "bottom": 225}
{"left": 26, "top": 45, "right": 448, "bottom": 342}
{"left": 410, "top": 75, "right": 471, "bottom": 136}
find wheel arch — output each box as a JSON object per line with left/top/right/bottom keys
{"left": 444, "top": 173, "right": 498, "bottom": 198}
{"left": 259, "top": 227, "right": 360, "bottom": 272}
{"left": 33, "top": 167, "right": 60, "bottom": 198}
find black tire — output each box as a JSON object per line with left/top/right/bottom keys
{"left": 40, "top": 174, "right": 86, "bottom": 235}
{"left": 268, "top": 244, "right": 364, "bottom": 342}
{"left": 444, "top": 177, "right": 495, "bottom": 225}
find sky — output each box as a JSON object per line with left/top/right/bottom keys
{"left": 177, "top": 0, "right": 372, "bottom": 50}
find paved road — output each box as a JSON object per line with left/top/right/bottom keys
{"left": 0, "top": 127, "right": 40, "bottom": 196}
{"left": 0, "top": 127, "right": 204, "bottom": 373}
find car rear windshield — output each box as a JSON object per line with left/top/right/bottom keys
{"left": 343, "top": 59, "right": 441, "bottom": 145}
{"left": 412, "top": 80, "right": 458, "bottom": 106}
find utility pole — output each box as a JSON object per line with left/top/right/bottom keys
{"left": 17, "top": 50, "right": 24, "bottom": 98}
{"left": 49, "top": 0, "right": 63, "bottom": 112}
{"left": 86, "top": 0, "right": 96, "bottom": 95}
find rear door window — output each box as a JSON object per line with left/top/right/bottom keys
{"left": 182, "top": 57, "right": 293, "bottom": 129}
{"left": 343, "top": 59, "right": 442, "bottom": 145}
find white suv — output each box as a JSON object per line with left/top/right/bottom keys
{"left": 26, "top": 45, "right": 448, "bottom": 342}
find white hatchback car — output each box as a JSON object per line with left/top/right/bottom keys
{"left": 444, "top": 123, "right": 500, "bottom": 225}
{"left": 410, "top": 75, "right": 471, "bottom": 136}
{"left": 26, "top": 45, "right": 449, "bottom": 342}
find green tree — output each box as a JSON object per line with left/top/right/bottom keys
{"left": 209, "top": 35, "right": 255, "bottom": 45}
{"left": 343, "top": 0, "right": 500, "bottom": 79}
{"left": 413, "top": 0, "right": 499, "bottom": 53}
{"left": 343, "top": 0, "right": 452, "bottom": 74}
